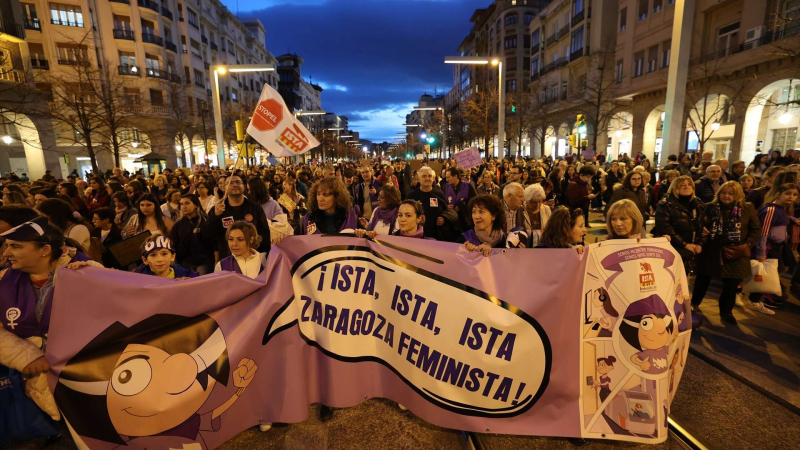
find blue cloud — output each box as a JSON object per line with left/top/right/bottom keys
{"left": 221, "top": 0, "right": 485, "bottom": 141}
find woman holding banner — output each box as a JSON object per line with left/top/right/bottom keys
{"left": 606, "top": 199, "right": 645, "bottom": 240}
{"left": 458, "top": 194, "right": 507, "bottom": 257}
{"left": 536, "top": 207, "right": 586, "bottom": 252}
{"left": 214, "top": 221, "right": 267, "bottom": 278}
{"left": 355, "top": 200, "right": 428, "bottom": 240}
{"left": 302, "top": 177, "right": 358, "bottom": 235}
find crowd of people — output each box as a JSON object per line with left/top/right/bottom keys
{"left": 1, "top": 146, "right": 797, "bottom": 444}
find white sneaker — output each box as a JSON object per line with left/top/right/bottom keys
{"left": 259, "top": 423, "right": 272, "bottom": 432}
{"left": 398, "top": 403, "right": 408, "bottom": 411}
{"left": 747, "top": 301, "right": 776, "bottom": 315}
{"left": 735, "top": 294, "right": 745, "bottom": 307}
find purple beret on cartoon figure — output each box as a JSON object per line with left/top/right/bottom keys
{"left": 619, "top": 294, "right": 673, "bottom": 375}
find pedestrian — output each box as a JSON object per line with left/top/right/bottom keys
{"left": 279, "top": 179, "right": 307, "bottom": 235}
{"left": 458, "top": 194, "right": 507, "bottom": 257}
{"left": 171, "top": 194, "right": 214, "bottom": 275}
{"left": 694, "top": 165, "right": 723, "bottom": 203}
{"left": 566, "top": 166, "right": 597, "bottom": 227}
{"left": 123, "top": 193, "right": 174, "bottom": 238}
{"left": 36, "top": 198, "right": 92, "bottom": 253}
{"left": 359, "top": 185, "right": 401, "bottom": 235}
{"left": 522, "top": 184, "right": 552, "bottom": 247}
{"left": 111, "top": 191, "right": 136, "bottom": 228}
{"left": 653, "top": 175, "right": 704, "bottom": 272}
{"left": 606, "top": 171, "right": 649, "bottom": 235}
{"left": 134, "top": 235, "right": 198, "bottom": 279}
{"left": 89, "top": 207, "right": 123, "bottom": 268}
{"left": 476, "top": 170, "right": 500, "bottom": 197}
{"left": 214, "top": 221, "right": 267, "bottom": 278}
{"left": 442, "top": 167, "right": 477, "bottom": 231}
{"left": 248, "top": 177, "right": 283, "bottom": 221}
{"left": 692, "top": 182, "right": 763, "bottom": 324}
{"left": 606, "top": 199, "right": 645, "bottom": 240}
{"left": 161, "top": 188, "right": 183, "bottom": 223}
{"left": 747, "top": 166, "right": 785, "bottom": 210}
{"left": 406, "top": 166, "right": 448, "bottom": 239}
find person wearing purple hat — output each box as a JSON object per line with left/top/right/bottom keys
{"left": 619, "top": 294, "right": 674, "bottom": 375}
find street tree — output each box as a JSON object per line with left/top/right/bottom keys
{"left": 505, "top": 92, "right": 532, "bottom": 158}
{"left": 462, "top": 87, "right": 498, "bottom": 156}
{"left": 528, "top": 74, "right": 560, "bottom": 159}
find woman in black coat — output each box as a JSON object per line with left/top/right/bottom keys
{"left": 603, "top": 161, "right": 623, "bottom": 205}
{"left": 692, "top": 181, "right": 761, "bottom": 325}
{"left": 652, "top": 175, "right": 705, "bottom": 272}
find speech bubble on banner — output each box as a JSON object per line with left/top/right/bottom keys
{"left": 263, "top": 245, "right": 551, "bottom": 417}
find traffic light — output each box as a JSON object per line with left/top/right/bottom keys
{"left": 576, "top": 114, "right": 587, "bottom": 135}
{"left": 426, "top": 136, "right": 436, "bottom": 144}
{"left": 569, "top": 134, "right": 577, "bottom": 148}
{"left": 511, "top": 104, "right": 516, "bottom": 114}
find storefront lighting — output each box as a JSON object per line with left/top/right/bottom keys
{"left": 780, "top": 112, "right": 792, "bottom": 125}
{"left": 132, "top": 141, "right": 139, "bottom": 148}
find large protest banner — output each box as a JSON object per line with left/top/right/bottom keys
{"left": 46, "top": 236, "right": 687, "bottom": 448}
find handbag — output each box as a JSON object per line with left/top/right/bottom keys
{"left": 743, "top": 259, "right": 782, "bottom": 295}
{"left": 722, "top": 243, "right": 750, "bottom": 261}
{"left": 0, "top": 365, "right": 59, "bottom": 445}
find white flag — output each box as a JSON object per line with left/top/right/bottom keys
{"left": 247, "top": 84, "right": 320, "bottom": 157}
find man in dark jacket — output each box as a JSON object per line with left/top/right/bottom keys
{"left": 90, "top": 207, "right": 123, "bottom": 268}
{"left": 566, "top": 166, "right": 597, "bottom": 226}
{"left": 746, "top": 165, "right": 785, "bottom": 210}
{"left": 440, "top": 167, "right": 477, "bottom": 231}
{"left": 407, "top": 166, "right": 449, "bottom": 239}
{"left": 694, "top": 165, "right": 723, "bottom": 203}
{"left": 203, "top": 175, "right": 271, "bottom": 260}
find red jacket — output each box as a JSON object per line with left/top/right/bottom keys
{"left": 86, "top": 189, "right": 110, "bottom": 211}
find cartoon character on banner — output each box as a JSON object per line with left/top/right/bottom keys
{"left": 619, "top": 294, "right": 673, "bottom": 375}
{"left": 54, "top": 314, "right": 258, "bottom": 449}
{"left": 668, "top": 342, "right": 686, "bottom": 398}
{"left": 672, "top": 280, "right": 691, "bottom": 333}
{"left": 590, "top": 288, "right": 619, "bottom": 337}
{"left": 592, "top": 356, "right": 616, "bottom": 403}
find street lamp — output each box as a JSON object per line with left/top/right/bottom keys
{"left": 211, "top": 64, "right": 275, "bottom": 168}
{"left": 2, "top": 135, "right": 12, "bottom": 145}
{"left": 711, "top": 122, "right": 721, "bottom": 131}
{"left": 420, "top": 132, "right": 428, "bottom": 139}
{"left": 445, "top": 56, "right": 505, "bottom": 157}
{"left": 780, "top": 112, "right": 792, "bottom": 125}
{"left": 131, "top": 141, "right": 139, "bottom": 148}
{"left": 294, "top": 110, "right": 326, "bottom": 116}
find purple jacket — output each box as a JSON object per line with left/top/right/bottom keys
{"left": 756, "top": 203, "right": 790, "bottom": 258}
{"left": 353, "top": 179, "right": 381, "bottom": 212}
{"left": 302, "top": 208, "right": 358, "bottom": 235}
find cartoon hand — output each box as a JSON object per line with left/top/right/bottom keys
{"left": 639, "top": 360, "right": 651, "bottom": 372}
{"left": 233, "top": 358, "right": 258, "bottom": 388}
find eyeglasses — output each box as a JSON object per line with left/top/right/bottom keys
{"left": 228, "top": 181, "right": 243, "bottom": 185}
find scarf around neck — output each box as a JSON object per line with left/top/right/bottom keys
{"left": 475, "top": 228, "right": 504, "bottom": 246}
{"left": 707, "top": 202, "right": 742, "bottom": 243}
{"left": 396, "top": 226, "right": 424, "bottom": 238}
{"left": 368, "top": 207, "right": 398, "bottom": 230}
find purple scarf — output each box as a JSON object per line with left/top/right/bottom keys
{"left": 445, "top": 181, "right": 470, "bottom": 207}
{"left": 393, "top": 227, "right": 425, "bottom": 238}
{"left": 368, "top": 207, "right": 398, "bottom": 232}
{"left": 0, "top": 268, "right": 53, "bottom": 339}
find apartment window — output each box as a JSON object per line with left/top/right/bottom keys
{"left": 164, "top": 26, "right": 171, "bottom": 42}
{"left": 50, "top": 3, "right": 84, "bottom": 27}
{"left": 668, "top": 0, "right": 675, "bottom": 4}
{"left": 141, "top": 19, "right": 155, "bottom": 36}
{"left": 124, "top": 87, "right": 141, "bottom": 105}
{"left": 633, "top": 51, "right": 645, "bottom": 77}
{"left": 541, "top": 89, "right": 547, "bottom": 103}
{"left": 524, "top": 34, "right": 531, "bottom": 48}
{"left": 531, "top": 55, "right": 539, "bottom": 73}
{"left": 561, "top": 81, "right": 568, "bottom": 99}
{"left": 23, "top": 3, "right": 40, "bottom": 29}
{"left": 150, "top": 89, "right": 164, "bottom": 106}
{"left": 522, "top": 56, "right": 530, "bottom": 71}
{"left": 532, "top": 29, "right": 540, "bottom": 47}
{"left": 571, "top": 26, "right": 584, "bottom": 52}
{"left": 193, "top": 69, "right": 204, "bottom": 86}
{"left": 574, "top": 0, "right": 584, "bottom": 14}
{"left": 184, "top": 66, "right": 190, "bottom": 82}
{"left": 187, "top": 8, "right": 199, "bottom": 29}
{"left": 228, "top": 40, "right": 235, "bottom": 55}
{"left": 507, "top": 57, "right": 517, "bottom": 70}
{"left": 647, "top": 46, "right": 658, "bottom": 72}
{"left": 717, "top": 22, "right": 740, "bottom": 57}
{"left": 119, "top": 51, "right": 136, "bottom": 68}
{"left": 490, "top": 28, "right": 494, "bottom": 41}
{"left": 181, "top": 35, "right": 187, "bottom": 53}
{"left": 497, "top": 18, "right": 501, "bottom": 32}
{"left": 506, "top": 79, "right": 516, "bottom": 93}
{"left": 551, "top": 84, "right": 558, "bottom": 101}
{"left": 497, "top": 41, "right": 501, "bottom": 53}
{"left": 662, "top": 39, "right": 671, "bottom": 67}
{"left": 619, "top": 8, "right": 627, "bottom": 32}
{"left": 524, "top": 13, "right": 534, "bottom": 25}
{"left": 196, "top": 98, "right": 206, "bottom": 113}
{"left": 56, "top": 44, "right": 88, "bottom": 64}
{"left": 505, "top": 14, "right": 518, "bottom": 26}
{"left": 145, "top": 54, "right": 160, "bottom": 72}
{"left": 504, "top": 36, "right": 517, "bottom": 49}
{"left": 637, "top": 1, "right": 649, "bottom": 21}
{"left": 615, "top": 60, "right": 624, "bottom": 83}
{"left": 231, "top": 89, "right": 238, "bottom": 102}
{"left": 653, "top": 0, "right": 663, "bottom": 14}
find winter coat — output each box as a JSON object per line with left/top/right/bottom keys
{"left": 694, "top": 177, "right": 721, "bottom": 204}
{"left": 605, "top": 185, "right": 650, "bottom": 221}
{"left": 697, "top": 202, "right": 760, "bottom": 279}
{"left": 652, "top": 195, "right": 705, "bottom": 263}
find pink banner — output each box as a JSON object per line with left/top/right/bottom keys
{"left": 45, "top": 237, "right": 685, "bottom": 448}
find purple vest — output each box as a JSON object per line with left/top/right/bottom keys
{"left": 218, "top": 255, "right": 265, "bottom": 275}
{"left": 0, "top": 269, "right": 52, "bottom": 339}
{"left": 445, "top": 181, "right": 470, "bottom": 207}
{"left": 302, "top": 208, "right": 358, "bottom": 235}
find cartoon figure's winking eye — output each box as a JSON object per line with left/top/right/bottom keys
{"left": 112, "top": 356, "right": 152, "bottom": 397}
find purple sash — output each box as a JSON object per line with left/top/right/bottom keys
{"left": 219, "top": 255, "right": 265, "bottom": 275}
{"left": 445, "top": 181, "right": 470, "bottom": 207}
{"left": 302, "top": 208, "right": 358, "bottom": 235}
{"left": 0, "top": 269, "right": 52, "bottom": 339}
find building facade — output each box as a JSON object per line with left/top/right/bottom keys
{"left": 1, "top": 0, "right": 281, "bottom": 178}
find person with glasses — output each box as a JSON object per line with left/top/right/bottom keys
{"left": 498, "top": 164, "right": 523, "bottom": 196}
{"left": 695, "top": 165, "right": 724, "bottom": 204}
{"left": 203, "top": 175, "right": 271, "bottom": 262}
{"left": 605, "top": 170, "right": 650, "bottom": 236}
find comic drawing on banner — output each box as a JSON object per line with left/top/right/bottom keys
{"left": 247, "top": 84, "right": 320, "bottom": 157}
{"left": 578, "top": 238, "right": 690, "bottom": 444}
{"left": 265, "top": 245, "right": 552, "bottom": 417}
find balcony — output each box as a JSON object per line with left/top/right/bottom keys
{"left": 191, "top": 50, "right": 202, "bottom": 60}
{"left": 689, "top": 23, "right": 800, "bottom": 66}
{"left": 545, "top": 33, "right": 557, "bottom": 47}
{"left": 110, "top": 0, "right": 130, "bottom": 4}
{"left": 531, "top": 71, "right": 540, "bottom": 81}
{"left": 142, "top": 33, "right": 163, "bottom": 46}
{"left": 118, "top": 64, "right": 140, "bottom": 76}
{"left": 51, "top": 18, "right": 83, "bottom": 28}
{"left": 58, "top": 58, "right": 90, "bottom": 66}
{"left": 227, "top": 48, "right": 235, "bottom": 56}
{"left": 150, "top": 105, "right": 171, "bottom": 115}
{"left": 204, "top": 62, "right": 210, "bottom": 69}
{"left": 0, "top": 70, "right": 26, "bottom": 83}
{"left": 23, "top": 17, "right": 41, "bottom": 31}
{"left": 165, "top": 40, "right": 177, "bottom": 52}
{"left": 31, "top": 58, "right": 49, "bottom": 70}
{"left": 146, "top": 67, "right": 169, "bottom": 80}
{"left": 572, "top": 9, "right": 584, "bottom": 26}
{"left": 194, "top": 79, "right": 205, "bottom": 88}
{"left": 169, "top": 73, "right": 181, "bottom": 83}
{"left": 121, "top": 103, "right": 143, "bottom": 113}
{"left": 570, "top": 47, "right": 585, "bottom": 61}
{"left": 558, "top": 24, "right": 570, "bottom": 40}
{"left": 113, "top": 28, "right": 135, "bottom": 40}
{"left": 138, "top": 0, "right": 160, "bottom": 13}
{"left": 531, "top": 42, "right": 540, "bottom": 55}
{"left": 211, "top": 42, "right": 218, "bottom": 51}
{"left": 161, "top": 7, "right": 173, "bottom": 21}
{"left": 201, "top": 35, "right": 208, "bottom": 45}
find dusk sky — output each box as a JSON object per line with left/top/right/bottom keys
{"left": 221, "top": 0, "right": 486, "bottom": 142}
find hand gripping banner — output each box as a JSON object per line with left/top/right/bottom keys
{"left": 45, "top": 236, "right": 689, "bottom": 449}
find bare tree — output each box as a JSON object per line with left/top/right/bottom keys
{"left": 504, "top": 91, "right": 532, "bottom": 158}
{"left": 574, "top": 40, "right": 626, "bottom": 153}
{"left": 528, "top": 75, "right": 560, "bottom": 159}
{"left": 462, "top": 87, "right": 498, "bottom": 156}
{"left": 158, "top": 73, "right": 205, "bottom": 167}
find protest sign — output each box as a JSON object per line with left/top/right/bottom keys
{"left": 47, "top": 237, "right": 686, "bottom": 448}
{"left": 247, "top": 84, "right": 320, "bottom": 157}
{"left": 454, "top": 147, "right": 482, "bottom": 170}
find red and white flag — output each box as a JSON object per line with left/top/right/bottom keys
{"left": 247, "top": 84, "right": 320, "bottom": 157}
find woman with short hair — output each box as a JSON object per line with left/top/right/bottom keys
{"left": 606, "top": 199, "right": 644, "bottom": 240}
{"left": 458, "top": 194, "right": 507, "bottom": 257}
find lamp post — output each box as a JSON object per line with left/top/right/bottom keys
{"left": 210, "top": 64, "right": 275, "bottom": 168}
{"left": 445, "top": 56, "right": 504, "bottom": 158}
